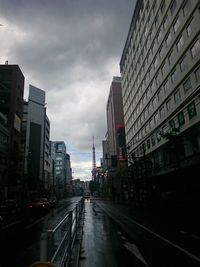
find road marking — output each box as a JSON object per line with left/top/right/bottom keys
{"left": 98, "top": 203, "right": 200, "bottom": 263}
{"left": 124, "top": 242, "right": 149, "bottom": 266}
{"left": 190, "top": 234, "right": 200, "bottom": 240}
{"left": 120, "top": 212, "right": 200, "bottom": 263}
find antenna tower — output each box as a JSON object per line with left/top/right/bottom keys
{"left": 92, "top": 136, "right": 96, "bottom": 180}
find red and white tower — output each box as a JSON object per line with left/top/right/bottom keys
{"left": 92, "top": 136, "right": 96, "bottom": 180}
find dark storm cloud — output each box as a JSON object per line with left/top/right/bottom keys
{"left": 0, "top": 0, "right": 135, "bottom": 179}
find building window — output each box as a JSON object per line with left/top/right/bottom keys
{"left": 169, "top": 118, "right": 175, "bottom": 130}
{"left": 163, "top": 15, "right": 168, "bottom": 30}
{"left": 173, "top": 16, "right": 180, "bottom": 33}
{"left": 160, "top": 0, "right": 166, "bottom": 14}
{"left": 168, "top": 49, "right": 174, "bottom": 64}
{"left": 186, "top": 21, "right": 192, "bottom": 37}
{"left": 183, "top": 77, "right": 192, "bottom": 92}
{"left": 151, "top": 135, "right": 156, "bottom": 146}
{"left": 160, "top": 106, "right": 165, "bottom": 118}
{"left": 166, "top": 32, "right": 172, "bottom": 47}
{"left": 177, "top": 111, "right": 185, "bottom": 126}
{"left": 195, "top": 66, "right": 200, "bottom": 81}
{"left": 166, "top": 98, "right": 172, "bottom": 112}
{"left": 171, "top": 69, "right": 177, "bottom": 83}
{"left": 147, "top": 139, "right": 151, "bottom": 149}
{"left": 174, "top": 89, "right": 181, "bottom": 104}
{"left": 154, "top": 56, "right": 158, "bottom": 68}
{"left": 157, "top": 131, "right": 161, "bottom": 142}
{"left": 170, "top": 0, "right": 177, "bottom": 15}
{"left": 183, "top": 0, "right": 191, "bottom": 17}
{"left": 187, "top": 101, "right": 197, "bottom": 119}
{"left": 180, "top": 55, "right": 187, "bottom": 72}
{"left": 177, "top": 36, "right": 184, "bottom": 51}
{"left": 154, "top": 14, "right": 159, "bottom": 28}
{"left": 191, "top": 39, "right": 200, "bottom": 58}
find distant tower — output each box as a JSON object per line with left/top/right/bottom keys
{"left": 92, "top": 136, "right": 96, "bottom": 180}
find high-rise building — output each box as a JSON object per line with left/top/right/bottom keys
{"left": 51, "top": 141, "right": 67, "bottom": 198}
{"left": 24, "top": 85, "right": 49, "bottom": 193}
{"left": 120, "top": 0, "right": 200, "bottom": 191}
{"left": 106, "top": 76, "right": 126, "bottom": 167}
{"left": 0, "top": 63, "right": 24, "bottom": 199}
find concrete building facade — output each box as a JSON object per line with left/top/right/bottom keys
{"left": 120, "top": 0, "right": 200, "bottom": 193}
{"left": 24, "top": 85, "right": 48, "bottom": 193}
{"left": 0, "top": 64, "right": 24, "bottom": 199}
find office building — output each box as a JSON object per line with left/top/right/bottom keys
{"left": 24, "top": 85, "right": 49, "bottom": 193}
{"left": 120, "top": 0, "right": 200, "bottom": 191}
{"left": 0, "top": 63, "right": 24, "bottom": 199}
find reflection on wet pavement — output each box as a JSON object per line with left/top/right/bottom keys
{"left": 79, "top": 200, "right": 145, "bottom": 267}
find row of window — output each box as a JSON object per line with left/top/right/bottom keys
{"left": 122, "top": 0, "right": 194, "bottom": 107}
{"left": 124, "top": 9, "right": 199, "bottom": 120}
{"left": 131, "top": 100, "right": 198, "bottom": 157}
{"left": 122, "top": 0, "right": 191, "bottom": 85}
{"left": 126, "top": 53, "right": 200, "bottom": 141}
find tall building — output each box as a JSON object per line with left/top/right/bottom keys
{"left": 120, "top": 0, "right": 200, "bottom": 193}
{"left": 106, "top": 76, "right": 126, "bottom": 166}
{"left": 105, "top": 76, "right": 127, "bottom": 199}
{"left": 24, "top": 85, "right": 49, "bottom": 194}
{"left": 0, "top": 63, "right": 24, "bottom": 199}
{"left": 51, "top": 141, "right": 67, "bottom": 198}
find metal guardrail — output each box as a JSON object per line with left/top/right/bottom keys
{"left": 39, "top": 198, "right": 85, "bottom": 267}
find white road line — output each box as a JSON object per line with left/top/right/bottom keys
{"left": 120, "top": 211, "right": 200, "bottom": 263}
{"left": 124, "top": 242, "right": 149, "bottom": 266}
{"left": 98, "top": 203, "right": 200, "bottom": 263}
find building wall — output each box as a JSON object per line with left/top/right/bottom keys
{"left": 120, "top": 0, "right": 200, "bottom": 176}
{"left": 106, "top": 76, "right": 125, "bottom": 160}
{"left": 25, "top": 85, "right": 46, "bottom": 190}
{"left": 0, "top": 64, "right": 24, "bottom": 198}
{"left": 51, "top": 141, "right": 67, "bottom": 198}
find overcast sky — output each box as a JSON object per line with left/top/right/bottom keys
{"left": 0, "top": 0, "right": 135, "bottom": 181}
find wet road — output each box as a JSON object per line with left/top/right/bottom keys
{"left": 0, "top": 197, "right": 82, "bottom": 267}
{"left": 94, "top": 200, "right": 200, "bottom": 267}
{"left": 79, "top": 199, "right": 146, "bottom": 267}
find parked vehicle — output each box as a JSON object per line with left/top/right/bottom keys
{"left": 28, "top": 198, "right": 50, "bottom": 215}
{"left": 49, "top": 196, "right": 58, "bottom": 208}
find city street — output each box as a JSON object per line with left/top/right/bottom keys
{"left": 90, "top": 199, "right": 200, "bottom": 267}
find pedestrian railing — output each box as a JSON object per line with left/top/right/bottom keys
{"left": 39, "top": 197, "right": 84, "bottom": 267}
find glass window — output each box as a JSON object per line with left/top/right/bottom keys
{"left": 160, "top": 106, "right": 165, "bottom": 118}
{"left": 195, "top": 66, "right": 200, "bottom": 81}
{"left": 151, "top": 135, "right": 156, "bottom": 146}
{"left": 166, "top": 32, "right": 172, "bottom": 47}
{"left": 183, "top": 77, "right": 192, "bottom": 93}
{"left": 170, "top": 0, "right": 177, "bottom": 15}
{"left": 187, "top": 101, "right": 197, "bottom": 119}
{"left": 180, "top": 55, "right": 188, "bottom": 72}
{"left": 160, "top": 0, "right": 166, "bottom": 14}
{"left": 147, "top": 139, "right": 151, "bottom": 149}
{"left": 168, "top": 49, "right": 174, "bottom": 64}
{"left": 174, "top": 89, "right": 181, "bottom": 104}
{"left": 191, "top": 39, "right": 200, "bottom": 58}
{"left": 173, "top": 17, "right": 180, "bottom": 33}
{"left": 177, "top": 111, "right": 185, "bottom": 126}
{"left": 171, "top": 69, "right": 177, "bottom": 83}
{"left": 166, "top": 98, "right": 172, "bottom": 112}
{"left": 169, "top": 118, "right": 175, "bottom": 130}
{"left": 186, "top": 22, "right": 192, "bottom": 37}
{"left": 163, "top": 15, "right": 168, "bottom": 30}
{"left": 183, "top": 0, "right": 191, "bottom": 17}
{"left": 177, "top": 36, "right": 184, "bottom": 51}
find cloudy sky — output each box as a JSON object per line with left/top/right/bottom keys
{"left": 0, "top": 0, "right": 135, "bottom": 180}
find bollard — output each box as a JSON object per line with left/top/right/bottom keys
{"left": 40, "top": 232, "right": 48, "bottom": 261}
